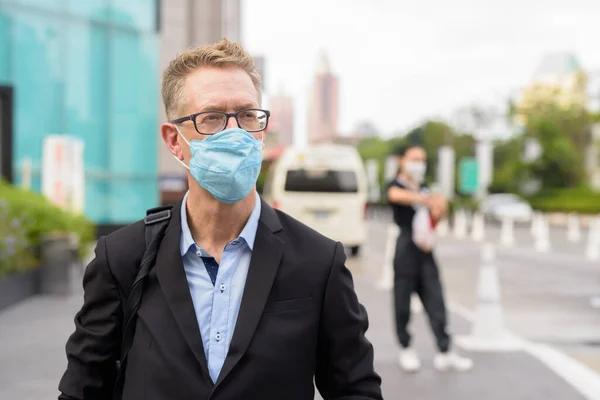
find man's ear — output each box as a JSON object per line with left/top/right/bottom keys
{"left": 161, "top": 123, "right": 184, "bottom": 161}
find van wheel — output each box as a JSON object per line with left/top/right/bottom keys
{"left": 350, "top": 246, "right": 360, "bottom": 257}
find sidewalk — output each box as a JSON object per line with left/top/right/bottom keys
{"left": 0, "top": 285, "right": 82, "bottom": 399}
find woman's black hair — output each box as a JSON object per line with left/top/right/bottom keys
{"left": 392, "top": 142, "right": 424, "bottom": 157}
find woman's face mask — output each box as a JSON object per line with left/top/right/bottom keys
{"left": 404, "top": 161, "right": 427, "bottom": 184}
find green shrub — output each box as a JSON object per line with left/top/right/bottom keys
{"left": 527, "top": 187, "right": 600, "bottom": 214}
{"left": 0, "top": 180, "right": 95, "bottom": 277}
{"left": 0, "top": 197, "right": 38, "bottom": 276}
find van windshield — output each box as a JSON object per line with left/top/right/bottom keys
{"left": 284, "top": 169, "right": 358, "bottom": 193}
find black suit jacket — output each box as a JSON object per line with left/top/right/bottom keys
{"left": 58, "top": 199, "right": 382, "bottom": 400}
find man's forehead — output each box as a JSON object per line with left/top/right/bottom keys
{"left": 185, "top": 68, "right": 256, "bottom": 92}
{"left": 186, "top": 94, "right": 258, "bottom": 111}
{"left": 183, "top": 68, "right": 259, "bottom": 111}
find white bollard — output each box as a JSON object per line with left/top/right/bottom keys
{"left": 452, "top": 210, "right": 460, "bottom": 238}
{"left": 585, "top": 217, "right": 600, "bottom": 261}
{"left": 455, "top": 243, "right": 523, "bottom": 352}
{"left": 436, "top": 218, "right": 449, "bottom": 237}
{"left": 471, "top": 212, "right": 485, "bottom": 242}
{"left": 375, "top": 223, "right": 399, "bottom": 291}
{"left": 466, "top": 210, "right": 473, "bottom": 236}
{"left": 534, "top": 214, "right": 550, "bottom": 253}
{"left": 567, "top": 212, "right": 581, "bottom": 243}
{"left": 453, "top": 209, "right": 467, "bottom": 240}
{"left": 500, "top": 217, "right": 514, "bottom": 247}
{"left": 531, "top": 212, "right": 540, "bottom": 239}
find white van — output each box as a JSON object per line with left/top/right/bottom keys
{"left": 262, "top": 144, "right": 368, "bottom": 256}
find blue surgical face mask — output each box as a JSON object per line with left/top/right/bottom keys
{"left": 174, "top": 126, "right": 264, "bottom": 204}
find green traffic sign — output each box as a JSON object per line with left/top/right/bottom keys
{"left": 459, "top": 157, "right": 478, "bottom": 194}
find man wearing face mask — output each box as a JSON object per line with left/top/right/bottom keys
{"left": 387, "top": 144, "right": 473, "bottom": 373}
{"left": 58, "top": 39, "right": 382, "bottom": 400}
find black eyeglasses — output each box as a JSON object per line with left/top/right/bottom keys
{"left": 170, "top": 108, "right": 270, "bottom": 135}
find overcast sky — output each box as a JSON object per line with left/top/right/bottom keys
{"left": 242, "top": 0, "right": 600, "bottom": 145}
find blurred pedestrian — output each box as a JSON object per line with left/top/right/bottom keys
{"left": 58, "top": 39, "right": 382, "bottom": 400}
{"left": 387, "top": 143, "right": 473, "bottom": 372}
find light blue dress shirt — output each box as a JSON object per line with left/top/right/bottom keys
{"left": 180, "top": 191, "right": 261, "bottom": 383}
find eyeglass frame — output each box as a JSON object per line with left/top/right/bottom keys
{"left": 170, "top": 108, "right": 271, "bottom": 135}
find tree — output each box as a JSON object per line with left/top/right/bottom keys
{"left": 517, "top": 101, "right": 590, "bottom": 188}
{"left": 489, "top": 136, "right": 524, "bottom": 193}
{"left": 357, "top": 120, "right": 473, "bottom": 187}
{"left": 511, "top": 67, "right": 593, "bottom": 190}
{"left": 527, "top": 114, "right": 583, "bottom": 188}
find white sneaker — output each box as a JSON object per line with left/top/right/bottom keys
{"left": 398, "top": 348, "right": 421, "bottom": 372}
{"left": 433, "top": 351, "right": 473, "bottom": 372}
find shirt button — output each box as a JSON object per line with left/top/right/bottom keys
{"left": 220, "top": 284, "right": 226, "bottom": 292}
{"left": 196, "top": 250, "right": 201, "bottom": 257}
{"left": 215, "top": 333, "right": 222, "bottom": 341}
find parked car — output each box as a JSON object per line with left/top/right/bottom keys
{"left": 479, "top": 193, "right": 533, "bottom": 223}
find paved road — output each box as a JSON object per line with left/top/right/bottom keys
{"left": 1, "top": 218, "right": 599, "bottom": 399}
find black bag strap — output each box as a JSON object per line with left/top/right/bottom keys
{"left": 113, "top": 205, "right": 173, "bottom": 399}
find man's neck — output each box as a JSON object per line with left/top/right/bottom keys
{"left": 185, "top": 184, "right": 256, "bottom": 258}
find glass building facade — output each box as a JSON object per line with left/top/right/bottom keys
{"left": 0, "top": 0, "right": 159, "bottom": 225}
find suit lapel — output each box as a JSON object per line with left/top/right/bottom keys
{"left": 214, "top": 200, "right": 284, "bottom": 388}
{"left": 155, "top": 200, "right": 211, "bottom": 380}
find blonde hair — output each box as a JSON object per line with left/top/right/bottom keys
{"left": 162, "top": 38, "right": 262, "bottom": 120}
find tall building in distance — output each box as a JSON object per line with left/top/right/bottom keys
{"left": 159, "top": 0, "right": 242, "bottom": 204}
{"left": 267, "top": 87, "right": 295, "bottom": 147}
{"left": 308, "top": 51, "right": 339, "bottom": 144}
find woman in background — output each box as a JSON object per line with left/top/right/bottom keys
{"left": 387, "top": 144, "right": 473, "bottom": 373}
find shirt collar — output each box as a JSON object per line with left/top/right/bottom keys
{"left": 180, "top": 191, "right": 262, "bottom": 256}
